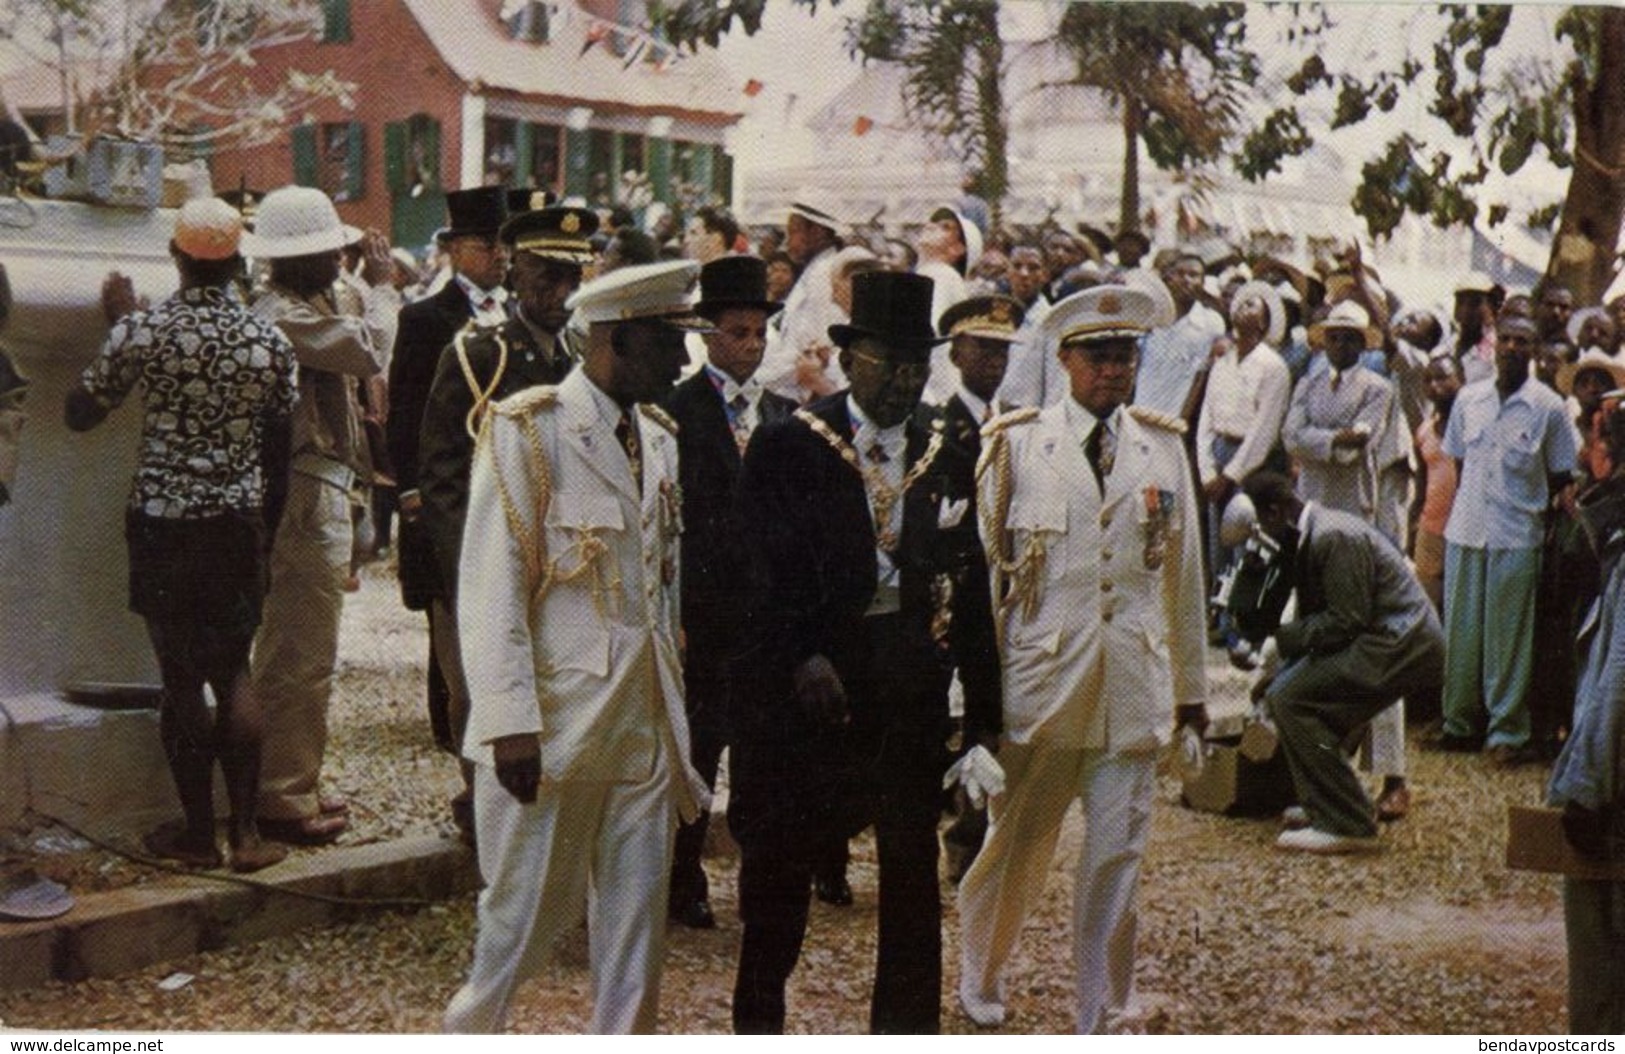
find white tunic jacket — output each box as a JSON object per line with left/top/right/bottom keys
{"left": 979, "top": 401, "right": 1208, "bottom": 751}
{"left": 457, "top": 368, "right": 707, "bottom": 821}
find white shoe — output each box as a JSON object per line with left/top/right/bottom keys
{"left": 1281, "top": 805, "right": 1309, "bottom": 829}
{"left": 960, "top": 985, "right": 1006, "bottom": 1027}
{"left": 1275, "top": 827, "right": 1380, "bottom": 855}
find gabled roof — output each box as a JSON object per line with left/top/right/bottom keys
{"left": 402, "top": 0, "right": 742, "bottom": 124}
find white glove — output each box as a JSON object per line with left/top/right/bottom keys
{"left": 944, "top": 745, "right": 1006, "bottom": 809}
{"left": 1177, "top": 724, "right": 1206, "bottom": 781}
{"left": 1256, "top": 636, "right": 1281, "bottom": 679}
{"left": 938, "top": 496, "right": 969, "bottom": 528}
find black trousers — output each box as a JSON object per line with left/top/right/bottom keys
{"left": 732, "top": 613, "right": 947, "bottom": 1034}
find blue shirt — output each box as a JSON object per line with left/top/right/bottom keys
{"left": 1442, "top": 375, "right": 1577, "bottom": 550}
{"left": 1136, "top": 303, "right": 1224, "bottom": 418}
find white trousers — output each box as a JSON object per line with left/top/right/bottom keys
{"left": 1362, "top": 700, "right": 1406, "bottom": 779}
{"left": 443, "top": 761, "right": 676, "bottom": 1034}
{"left": 958, "top": 744, "right": 1157, "bottom": 1034}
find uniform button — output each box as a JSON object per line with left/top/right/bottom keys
{"left": 1101, "top": 550, "right": 1113, "bottom": 561}
{"left": 1100, "top": 513, "right": 1112, "bottom": 529}
{"left": 1101, "top": 581, "right": 1113, "bottom": 593}
{"left": 1102, "top": 611, "right": 1114, "bottom": 623}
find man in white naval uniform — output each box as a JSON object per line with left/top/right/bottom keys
{"left": 957, "top": 284, "right": 1210, "bottom": 1034}
{"left": 442, "top": 260, "right": 712, "bottom": 1034}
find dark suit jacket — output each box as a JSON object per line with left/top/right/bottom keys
{"left": 418, "top": 317, "right": 573, "bottom": 599}
{"left": 663, "top": 370, "right": 795, "bottom": 684}
{"left": 387, "top": 281, "right": 476, "bottom": 609}
{"left": 727, "top": 392, "right": 995, "bottom": 846}
{"left": 1273, "top": 503, "right": 1444, "bottom": 704}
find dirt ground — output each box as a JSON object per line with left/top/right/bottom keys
{"left": 0, "top": 561, "right": 1571, "bottom": 1034}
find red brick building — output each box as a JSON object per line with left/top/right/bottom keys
{"left": 200, "top": 0, "right": 742, "bottom": 249}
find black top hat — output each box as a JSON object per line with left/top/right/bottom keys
{"left": 506, "top": 187, "right": 559, "bottom": 215}
{"left": 696, "top": 256, "right": 782, "bottom": 320}
{"left": 436, "top": 186, "right": 509, "bottom": 243}
{"left": 500, "top": 206, "right": 598, "bottom": 263}
{"left": 828, "top": 271, "right": 948, "bottom": 356}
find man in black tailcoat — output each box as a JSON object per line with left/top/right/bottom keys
{"left": 662, "top": 255, "right": 793, "bottom": 930}
{"left": 728, "top": 270, "right": 999, "bottom": 1034}
{"left": 385, "top": 186, "right": 509, "bottom": 831}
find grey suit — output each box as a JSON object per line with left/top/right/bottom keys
{"left": 1265, "top": 503, "right": 1444, "bottom": 836}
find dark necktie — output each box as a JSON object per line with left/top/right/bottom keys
{"left": 1085, "top": 422, "right": 1110, "bottom": 496}
{"left": 616, "top": 409, "right": 642, "bottom": 494}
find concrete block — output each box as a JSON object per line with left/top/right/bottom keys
{"left": 0, "top": 835, "right": 478, "bottom": 991}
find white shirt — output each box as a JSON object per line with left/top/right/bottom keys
{"left": 1196, "top": 341, "right": 1291, "bottom": 484}
{"left": 847, "top": 395, "right": 905, "bottom": 593}
{"left": 455, "top": 273, "right": 510, "bottom": 328}
{"left": 955, "top": 385, "right": 993, "bottom": 425}
{"left": 705, "top": 364, "right": 765, "bottom": 446}
{"left": 761, "top": 246, "right": 844, "bottom": 402}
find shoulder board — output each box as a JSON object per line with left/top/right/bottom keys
{"left": 1128, "top": 405, "right": 1188, "bottom": 435}
{"left": 638, "top": 403, "right": 679, "bottom": 436}
{"left": 492, "top": 385, "right": 559, "bottom": 417}
{"left": 980, "top": 406, "right": 1039, "bottom": 439}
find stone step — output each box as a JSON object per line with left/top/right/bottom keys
{"left": 0, "top": 835, "right": 479, "bottom": 992}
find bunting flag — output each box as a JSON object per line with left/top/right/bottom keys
{"left": 853, "top": 115, "right": 874, "bottom": 137}
{"left": 579, "top": 21, "right": 608, "bottom": 56}
{"left": 743, "top": 78, "right": 764, "bottom": 97}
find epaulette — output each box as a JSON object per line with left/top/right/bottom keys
{"left": 639, "top": 403, "right": 679, "bottom": 436}
{"left": 492, "top": 385, "right": 559, "bottom": 417}
{"left": 980, "top": 406, "right": 1039, "bottom": 439}
{"left": 1128, "top": 405, "right": 1187, "bottom": 435}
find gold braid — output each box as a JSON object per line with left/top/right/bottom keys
{"left": 480, "top": 402, "right": 619, "bottom": 629}
{"left": 975, "top": 426, "right": 1046, "bottom": 647}
{"left": 457, "top": 326, "right": 510, "bottom": 441}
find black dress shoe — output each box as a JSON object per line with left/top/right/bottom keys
{"left": 669, "top": 896, "right": 716, "bottom": 929}
{"left": 1424, "top": 732, "right": 1482, "bottom": 754}
{"left": 814, "top": 874, "right": 853, "bottom": 907}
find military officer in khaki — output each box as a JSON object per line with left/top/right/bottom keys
{"left": 442, "top": 260, "right": 712, "bottom": 1034}
{"left": 957, "top": 284, "right": 1210, "bottom": 1034}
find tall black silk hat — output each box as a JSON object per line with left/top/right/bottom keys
{"left": 828, "top": 270, "right": 949, "bottom": 357}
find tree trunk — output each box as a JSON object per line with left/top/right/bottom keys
{"left": 974, "top": 7, "right": 1006, "bottom": 233}
{"left": 1548, "top": 7, "right": 1625, "bottom": 304}
{"left": 1120, "top": 96, "right": 1141, "bottom": 234}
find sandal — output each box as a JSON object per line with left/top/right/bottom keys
{"left": 142, "top": 822, "right": 224, "bottom": 870}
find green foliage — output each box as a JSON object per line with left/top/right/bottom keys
{"left": 1237, "top": 107, "right": 1311, "bottom": 181}
{"left": 647, "top": 0, "right": 769, "bottom": 52}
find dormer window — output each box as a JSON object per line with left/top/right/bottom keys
{"left": 503, "top": 1, "right": 550, "bottom": 44}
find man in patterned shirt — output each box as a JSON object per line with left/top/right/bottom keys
{"left": 65, "top": 197, "right": 298, "bottom": 872}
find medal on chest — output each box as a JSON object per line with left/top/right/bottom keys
{"left": 796, "top": 410, "right": 944, "bottom": 552}
{"left": 1143, "top": 486, "right": 1176, "bottom": 570}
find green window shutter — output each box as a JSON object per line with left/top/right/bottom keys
{"left": 291, "top": 123, "right": 318, "bottom": 186}
{"left": 423, "top": 118, "right": 441, "bottom": 190}
{"left": 716, "top": 151, "right": 733, "bottom": 205}
{"left": 383, "top": 121, "right": 406, "bottom": 195}
{"left": 514, "top": 122, "right": 535, "bottom": 186}
{"left": 321, "top": 0, "right": 351, "bottom": 43}
{"left": 345, "top": 122, "right": 365, "bottom": 201}
{"left": 647, "top": 136, "right": 672, "bottom": 205}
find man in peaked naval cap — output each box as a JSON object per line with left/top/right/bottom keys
{"left": 386, "top": 185, "right": 512, "bottom": 838}
{"left": 660, "top": 255, "right": 794, "bottom": 932}
{"left": 932, "top": 294, "right": 1024, "bottom": 883}
{"left": 959, "top": 284, "right": 1209, "bottom": 1033}
{"left": 415, "top": 204, "right": 598, "bottom": 845}
{"left": 728, "top": 269, "right": 998, "bottom": 1034}
{"left": 443, "top": 259, "right": 713, "bottom": 1034}
{"left": 65, "top": 197, "right": 298, "bottom": 873}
